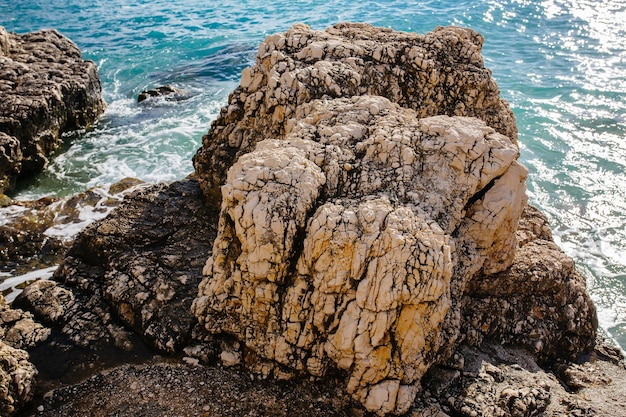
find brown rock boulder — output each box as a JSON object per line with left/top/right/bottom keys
{"left": 0, "top": 26, "right": 105, "bottom": 194}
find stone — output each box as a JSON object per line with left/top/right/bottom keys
{"left": 0, "top": 295, "right": 41, "bottom": 417}
{"left": 189, "top": 23, "right": 596, "bottom": 415}
{"left": 51, "top": 178, "right": 218, "bottom": 353}
{"left": 15, "top": 22, "right": 603, "bottom": 417}
{"left": 193, "top": 23, "right": 517, "bottom": 206}
{"left": 460, "top": 205, "right": 597, "bottom": 361}
{"left": 0, "top": 340, "right": 37, "bottom": 416}
{"left": 137, "top": 85, "right": 188, "bottom": 103}
{"left": 0, "top": 26, "right": 105, "bottom": 194}
{"left": 12, "top": 279, "right": 75, "bottom": 324}
{"left": 0, "top": 294, "right": 50, "bottom": 350}
{"left": 421, "top": 342, "right": 626, "bottom": 417}
{"left": 0, "top": 178, "right": 145, "bottom": 282}
{"left": 192, "top": 93, "right": 527, "bottom": 415}
{"left": 0, "top": 132, "right": 22, "bottom": 193}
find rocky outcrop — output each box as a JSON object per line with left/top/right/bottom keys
{"left": 192, "top": 94, "right": 528, "bottom": 414}
{"left": 0, "top": 26, "right": 105, "bottom": 194}
{"left": 193, "top": 23, "right": 517, "bottom": 205}
{"left": 45, "top": 178, "right": 217, "bottom": 353}
{"left": 188, "top": 23, "right": 596, "bottom": 415}
{"left": 7, "top": 23, "right": 603, "bottom": 416}
{"left": 421, "top": 340, "right": 626, "bottom": 417}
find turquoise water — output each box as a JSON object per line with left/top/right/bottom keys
{"left": 2, "top": 0, "right": 625, "bottom": 351}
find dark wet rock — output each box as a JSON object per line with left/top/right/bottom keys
{"left": 0, "top": 178, "right": 145, "bottom": 287}
{"left": 137, "top": 85, "right": 188, "bottom": 103}
{"left": 0, "top": 25, "right": 105, "bottom": 194}
{"left": 51, "top": 178, "right": 218, "bottom": 353}
{"left": 0, "top": 196, "right": 64, "bottom": 273}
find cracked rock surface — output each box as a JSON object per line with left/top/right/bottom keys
{"left": 193, "top": 23, "right": 517, "bottom": 205}
{"left": 461, "top": 205, "right": 597, "bottom": 362}
{"left": 0, "top": 295, "right": 39, "bottom": 416}
{"left": 5, "top": 23, "right": 605, "bottom": 417}
{"left": 192, "top": 94, "right": 528, "bottom": 414}
{"left": 48, "top": 178, "right": 218, "bottom": 354}
{"left": 0, "top": 25, "right": 105, "bottom": 194}
{"left": 189, "top": 23, "right": 597, "bottom": 415}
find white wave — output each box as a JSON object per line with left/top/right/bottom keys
{"left": 1, "top": 266, "right": 57, "bottom": 304}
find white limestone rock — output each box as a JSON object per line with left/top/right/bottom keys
{"left": 193, "top": 96, "right": 526, "bottom": 415}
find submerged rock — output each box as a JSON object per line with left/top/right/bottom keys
{"left": 0, "top": 25, "right": 105, "bottom": 194}
{"left": 137, "top": 85, "right": 188, "bottom": 103}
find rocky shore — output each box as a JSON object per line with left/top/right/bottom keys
{"left": 0, "top": 25, "right": 105, "bottom": 195}
{"left": 0, "top": 23, "right": 624, "bottom": 417}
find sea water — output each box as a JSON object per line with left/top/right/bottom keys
{"left": 1, "top": 0, "right": 625, "bottom": 351}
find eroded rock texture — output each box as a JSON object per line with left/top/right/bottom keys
{"left": 191, "top": 23, "right": 596, "bottom": 415}
{"left": 461, "top": 204, "right": 597, "bottom": 361}
{"left": 0, "top": 340, "right": 36, "bottom": 416}
{"left": 13, "top": 23, "right": 598, "bottom": 417}
{"left": 0, "top": 295, "right": 39, "bottom": 416}
{"left": 50, "top": 179, "right": 218, "bottom": 353}
{"left": 0, "top": 25, "right": 105, "bottom": 194}
{"left": 193, "top": 94, "right": 528, "bottom": 414}
{"left": 193, "top": 23, "right": 517, "bottom": 205}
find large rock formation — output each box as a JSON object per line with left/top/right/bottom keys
{"left": 193, "top": 96, "right": 527, "bottom": 414}
{"left": 193, "top": 23, "right": 517, "bottom": 205}
{"left": 0, "top": 25, "right": 105, "bottom": 194}
{"left": 9, "top": 23, "right": 602, "bottom": 416}
{"left": 189, "top": 23, "right": 596, "bottom": 415}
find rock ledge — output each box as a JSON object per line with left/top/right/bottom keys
{"left": 0, "top": 26, "right": 105, "bottom": 194}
